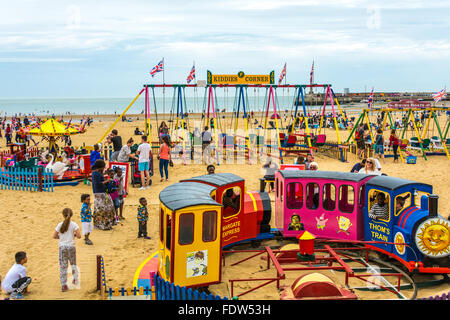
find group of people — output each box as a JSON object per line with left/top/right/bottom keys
{"left": 261, "top": 153, "right": 319, "bottom": 192}
{"left": 355, "top": 123, "right": 402, "bottom": 164}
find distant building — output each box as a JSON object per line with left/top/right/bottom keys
{"left": 344, "top": 88, "right": 350, "bottom": 95}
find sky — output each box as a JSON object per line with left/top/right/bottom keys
{"left": 0, "top": 0, "right": 449, "bottom": 98}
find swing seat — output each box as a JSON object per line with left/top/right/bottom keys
{"left": 285, "top": 135, "right": 297, "bottom": 147}
{"left": 430, "top": 136, "right": 444, "bottom": 150}
{"left": 422, "top": 138, "right": 431, "bottom": 150}
{"left": 408, "top": 137, "right": 421, "bottom": 150}
{"left": 312, "top": 134, "right": 326, "bottom": 147}
{"left": 399, "top": 139, "right": 408, "bottom": 150}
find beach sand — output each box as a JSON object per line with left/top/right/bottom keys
{"left": 0, "top": 110, "right": 449, "bottom": 300}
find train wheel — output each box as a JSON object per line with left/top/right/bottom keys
{"left": 251, "top": 240, "right": 262, "bottom": 248}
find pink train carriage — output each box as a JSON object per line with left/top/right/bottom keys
{"left": 274, "top": 170, "right": 373, "bottom": 240}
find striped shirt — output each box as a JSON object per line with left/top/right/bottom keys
{"left": 369, "top": 203, "right": 389, "bottom": 220}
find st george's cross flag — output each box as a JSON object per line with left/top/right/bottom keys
{"left": 150, "top": 59, "right": 164, "bottom": 77}
{"left": 186, "top": 65, "right": 196, "bottom": 84}
{"left": 278, "top": 63, "right": 286, "bottom": 85}
{"left": 433, "top": 88, "right": 447, "bottom": 103}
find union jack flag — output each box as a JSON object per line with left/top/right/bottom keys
{"left": 368, "top": 87, "right": 374, "bottom": 109}
{"left": 433, "top": 88, "right": 447, "bottom": 103}
{"left": 310, "top": 60, "right": 314, "bottom": 85}
{"left": 150, "top": 59, "right": 164, "bottom": 77}
{"left": 278, "top": 63, "right": 286, "bottom": 85}
{"left": 186, "top": 65, "right": 195, "bottom": 84}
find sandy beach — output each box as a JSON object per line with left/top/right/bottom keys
{"left": 0, "top": 108, "right": 449, "bottom": 300}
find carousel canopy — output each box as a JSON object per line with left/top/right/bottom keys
{"left": 28, "top": 118, "right": 84, "bottom": 137}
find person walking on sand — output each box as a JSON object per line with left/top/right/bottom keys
{"left": 91, "top": 159, "right": 115, "bottom": 230}
{"left": 158, "top": 135, "right": 172, "bottom": 182}
{"left": 136, "top": 135, "right": 152, "bottom": 190}
{"left": 53, "top": 208, "right": 81, "bottom": 292}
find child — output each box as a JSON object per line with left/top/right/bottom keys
{"left": 1, "top": 251, "right": 32, "bottom": 299}
{"left": 374, "top": 129, "right": 385, "bottom": 164}
{"left": 137, "top": 197, "right": 150, "bottom": 239}
{"left": 53, "top": 208, "right": 81, "bottom": 292}
{"left": 207, "top": 164, "right": 215, "bottom": 175}
{"left": 114, "top": 167, "right": 126, "bottom": 220}
{"left": 106, "top": 168, "right": 120, "bottom": 224}
{"left": 80, "top": 194, "right": 93, "bottom": 245}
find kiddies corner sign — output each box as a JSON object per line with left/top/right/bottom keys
{"left": 207, "top": 70, "right": 274, "bottom": 85}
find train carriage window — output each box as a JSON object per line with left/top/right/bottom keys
{"left": 276, "top": 179, "right": 279, "bottom": 198}
{"left": 287, "top": 182, "right": 303, "bottom": 209}
{"left": 414, "top": 190, "right": 429, "bottom": 209}
{"left": 368, "top": 189, "right": 390, "bottom": 222}
{"left": 166, "top": 215, "right": 172, "bottom": 250}
{"left": 339, "top": 185, "right": 355, "bottom": 213}
{"left": 160, "top": 208, "right": 164, "bottom": 242}
{"left": 203, "top": 211, "right": 217, "bottom": 242}
{"left": 179, "top": 213, "right": 194, "bottom": 245}
{"left": 222, "top": 187, "right": 241, "bottom": 218}
{"left": 280, "top": 182, "right": 284, "bottom": 202}
{"left": 323, "top": 184, "right": 336, "bottom": 211}
{"left": 359, "top": 185, "right": 365, "bottom": 209}
{"left": 306, "top": 183, "right": 320, "bottom": 210}
{"left": 395, "top": 192, "right": 412, "bottom": 216}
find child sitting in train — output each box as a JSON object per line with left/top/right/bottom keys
{"left": 395, "top": 194, "right": 411, "bottom": 215}
{"left": 369, "top": 193, "right": 389, "bottom": 220}
{"left": 294, "top": 156, "right": 305, "bottom": 165}
{"left": 222, "top": 189, "right": 240, "bottom": 216}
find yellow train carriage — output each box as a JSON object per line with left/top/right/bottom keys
{"left": 158, "top": 182, "right": 223, "bottom": 287}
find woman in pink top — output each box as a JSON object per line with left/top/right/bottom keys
{"left": 158, "top": 135, "right": 172, "bottom": 182}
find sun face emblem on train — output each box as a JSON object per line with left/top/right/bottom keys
{"left": 415, "top": 218, "right": 450, "bottom": 258}
{"left": 394, "top": 232, "right": 406, "bottom": 255}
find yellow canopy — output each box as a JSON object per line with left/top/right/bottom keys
{"left": 28, "top": 118, "right": 83, "bottom": 137}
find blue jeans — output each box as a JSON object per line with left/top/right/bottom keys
{"left": 159, "top": 159, "right": 169, "bottom": 179}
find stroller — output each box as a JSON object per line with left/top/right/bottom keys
{"left": 130, "top": 153, "right": 154, "bottom": 188}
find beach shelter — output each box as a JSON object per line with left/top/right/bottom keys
{"left": 29, "top": 118, "right": 86, "bottom": 156}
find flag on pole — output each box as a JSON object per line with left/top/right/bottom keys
{"left": 150, "top": 59, "right": 164, "bottom": 77}
{"left": 310, "top": 60, "right": 314, "bottom": 85}
{"left": 186, "top": 64, "right": 196, "bottom": 84}
{"left": 433, "top": 88, "right": 447, "bottom": 103}
{"left": 368, "top": 87, "right": 374, "bottom": 109}
{"left": 278, "top": 63, "right": 286, "bottom": 85}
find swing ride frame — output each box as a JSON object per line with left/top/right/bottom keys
{"left": 345, "top": 107, "right": 450, "bottom": 162}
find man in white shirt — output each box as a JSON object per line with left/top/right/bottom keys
{"left": 2, "top": 251, "right": 31, "bottom": 299}
{"left": 136, "top": 135, "right": 151, "bottom": 190}
{"left": 201, "top": 126, "right": 213, "bottom": 164}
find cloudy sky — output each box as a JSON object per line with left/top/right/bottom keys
{"left": 0, "top": 0, "right": 449, "bottom": 98}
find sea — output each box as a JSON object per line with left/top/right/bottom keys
{"left": 0, "top": 96, "right": 362, "bottom": 118}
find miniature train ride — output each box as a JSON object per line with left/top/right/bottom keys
{"left": 157, "top": 172, "right": 449, "bottom": 289}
